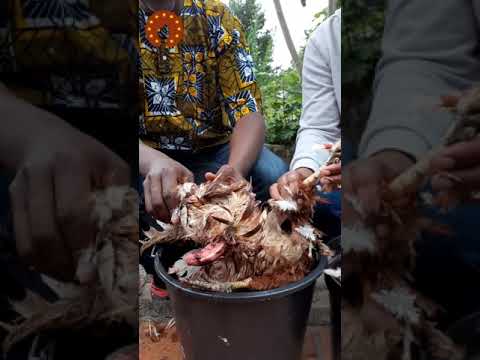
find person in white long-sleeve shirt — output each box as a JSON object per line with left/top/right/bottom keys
{"left": 291, "top": 8, "right": 341, "bottom": 172}
{"left": 270, "top": 9, "right": 341, "bottom": 211}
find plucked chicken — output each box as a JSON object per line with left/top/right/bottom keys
{"left": 140, "top": 143, "right": 341, "bottom": 292}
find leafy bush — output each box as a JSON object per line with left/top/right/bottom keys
{"left": 262, "top": 68, "right": 302, "bottom": 145}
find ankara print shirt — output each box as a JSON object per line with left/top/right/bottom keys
{"left": 139, "top": 0, "right": 263, "bottom": 152}
{"left": 0, "top": 0, "right": 137, "bottom": 113}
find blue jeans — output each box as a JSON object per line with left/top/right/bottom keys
{"left": 415, "top": 200, "right": 480, "bottom": 322}
{"left": 139, "top": 143, "right": 288, "bottom": 202}
{"left": 169, "top": 144, "right": 288, "bottom": 201}
{"left": 314, "top": 190, "right": 341, "bottom": 242}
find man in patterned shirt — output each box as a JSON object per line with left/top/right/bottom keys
{"left": 139, "top": 0, "right": 288, "bottom": 222}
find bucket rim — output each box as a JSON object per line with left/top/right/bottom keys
{"left": 154, "top": 251, "right": 328, "bottom": 301}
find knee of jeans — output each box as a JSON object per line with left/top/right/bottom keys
{"left": 250, "top": 148, "right": 289, "bottom": 192}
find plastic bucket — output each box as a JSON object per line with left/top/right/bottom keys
{"left": 155, "top": 252, "right": 327, "bottom": 360}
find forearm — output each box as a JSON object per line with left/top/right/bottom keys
{"left": 360, "top": 0, "right": 480, "bottom": 159}
{"left": 139, "top": 140, "right": 170, "bottom": 177}
{"left": 292, "top": 122, "right": 340, "bottom": 172}
{"left": 0, "top": 84, "right": 71, "bottom": 171}
{"left": 228, "top": 112, "right": 266, "bottom": 177}
{"left": 360, "top": 61, "right": 463, "bottom": 159}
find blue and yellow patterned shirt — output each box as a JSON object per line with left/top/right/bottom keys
{"left": 139, "top": 0, "right": 263, "bottom": 152}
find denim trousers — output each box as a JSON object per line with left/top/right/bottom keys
{"left": 415, "top": 200, "right": 480, "bottom": 322}
{"left": 152, "top": 143, "right": 289, "bottom": 201}
{"left": 314, "top": 190, "right": 341, "bottom": 242}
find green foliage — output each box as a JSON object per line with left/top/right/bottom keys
{"left": 262, "top": 68, "right": 302, "bottom": 145}
{"left": 342, "top": 0, "right": 384, "bottom": 89}
{"left": 229, "top": 0, "right": 273, "bottom": 85}
{"left": 341, "top": 0, "right": 385, "bottom": 147}
{"left": 229, "top": 0, "right": 321, "bottom": 146}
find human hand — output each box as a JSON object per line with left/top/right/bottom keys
{"left": 9, "top": 118, "right": 130, "bottom": 283}
{"left": 142, "top": 153, "right": 193, "bottom": 222}
{"left": 430, "top": 139, "right": 480, "bottom": 191}
{"left": 342, "top": 150, "right": 414, "bottom": 236}
{"left": 269, "top": 167, "right": 316, "bottom": 200}
{"left": 205, "top": 164, "right": 244, "bottom": 184}
{"left": 343, "top": 150, "right": 414, "bottom": 217}
{"left": 319, "top": 162, "right": 342, "bottom": 190}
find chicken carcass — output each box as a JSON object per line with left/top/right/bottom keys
{"left": 140, "top": 144, "right": 340, "bottom": 293}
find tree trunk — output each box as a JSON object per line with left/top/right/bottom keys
{"left": 273, "top": 0, "right": 302, "bottom": 75}
{"left": 329, "top": 0, "right": 337, "bottom": 15}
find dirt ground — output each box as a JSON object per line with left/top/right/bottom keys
{"left": 139, "top": 323, "right": 183, "bottom": 360}
{"left": 139, "top": 323, "right": 333, "bottom": 360}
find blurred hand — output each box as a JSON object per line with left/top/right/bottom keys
{"left": 320, "top": 162, "right": 342, "bottom": 190}
{"left": 9, "top": 120, "right": 130, "bottom": 283}
{"left": 142, "top": 154, "right": 193, "bottom": 222}
{"left": 343, "top": 150, "right": 414, "bottom": 224}
{"left": 430, "top": 139, "right": 480, "bottom": 191}
{"left": 205, "top": 164, "right": 244, "bottom": 184}
{"left": 269, "top": 167, "right": 315, "bottom": 200}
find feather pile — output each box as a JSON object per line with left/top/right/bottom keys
{"left": 0, "top": 187, "right": 139, "bottom": 353}
{"left": 140, "top": 144, "right": 340, "bottom": 293}
{"left": 342, "top": 87, "right": 480, "bottom": 360}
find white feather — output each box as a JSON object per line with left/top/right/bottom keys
{"left": 295, "top": 225, "right": 317, "bottom": 241}
{"left": 272, "top": 200, "right": 298, "bottom": 212}
{"left": 342, "top": 224, "right": 377, "bottom": 254}
{"left": 324, "top": 268, "right": 341, "bottom": 279}
{"left": 371, "top": 287, "right": 420, "bottom": 325}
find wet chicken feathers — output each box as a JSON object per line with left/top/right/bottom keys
{"left": 1, "top": 187, "right": 139, "bottom": 352}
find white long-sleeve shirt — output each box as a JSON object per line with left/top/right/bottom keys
{"left": 359, "top": 0, "right": 480, "bottom": 158}
{"left": 291, "top": 8, "right": 341, "bottom": 171}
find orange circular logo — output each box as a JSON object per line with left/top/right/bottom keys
{"left": 145, "top": 10, "right": 184, "bottom": 48}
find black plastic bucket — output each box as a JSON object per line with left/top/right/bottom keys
{"left": 155, "top": 253, "right": 327, "bottom": 360}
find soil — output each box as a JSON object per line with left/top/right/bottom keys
{"left": 139, "top": 322, "right": 183, "bottom": 360}
{"left": 139, "top": 322, "right": 332, "bottom": 360}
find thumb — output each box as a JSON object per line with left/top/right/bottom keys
{"left": 205, "top": 172, "right": 216, "bottom": 181}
